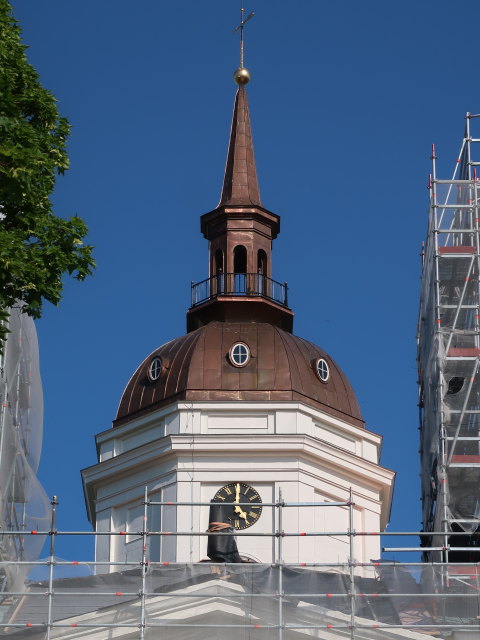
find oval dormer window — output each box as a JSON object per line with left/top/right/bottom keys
{"left": 148, "top": 357, "right": 162, "bottom": 381}
{"left": 315, "top": 358, "right": 330, "bottom": 383}
{"left": 229, "top": 342, "right": 250, "bottom": 368}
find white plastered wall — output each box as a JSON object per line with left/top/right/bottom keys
{"left": 83, "top": 401, "right": 394, "bottom": 568}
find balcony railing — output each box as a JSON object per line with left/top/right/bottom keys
{"left": 190, "top": 273, "right": 289, "bottom": 308}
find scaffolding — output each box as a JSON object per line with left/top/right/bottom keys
{"left": 0, "top": 492, "right": 479, "bottom": 639}
{"left": 418, "top": 113, "right": 480, "bottom": 564}
{"left": 0, "top": 307, "right": 50, "bottom": 596}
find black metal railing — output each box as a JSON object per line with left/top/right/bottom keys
{"left": 190, "top": 273, "right": 289, "bottom": 308}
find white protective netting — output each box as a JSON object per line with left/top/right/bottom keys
{"left": 0, "top": 562, "right": 479, "bottom": 638}
{"left": 0, "top": 308, "right": 50, "bottom": 592}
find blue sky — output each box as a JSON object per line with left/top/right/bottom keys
{"left": 10, "top": 0, "right": 480, "bottom": 560}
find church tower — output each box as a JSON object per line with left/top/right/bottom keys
{"left": 187, "top": 81, "right": 292, "bottom": 333}
{"left": 82, "top": 50, "right": 394, "bottom": 568}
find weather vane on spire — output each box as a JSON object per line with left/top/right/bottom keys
{"left": 233, "top": 7, "right": 254, "bottom": 85}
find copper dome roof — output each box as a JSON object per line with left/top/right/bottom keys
{"left": 115, "top": 322, "right": 363, "bottom": 428}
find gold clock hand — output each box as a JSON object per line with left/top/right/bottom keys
{"left": 234, "top": 505, "right": 249, "bottom": 523}
{"left": 235, "top": 483, "right": 241, "bottom": 503}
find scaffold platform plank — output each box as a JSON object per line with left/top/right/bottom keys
{"left": 447, "top": 347, "right": 480, "bottom": 357}
{"left": 450, "top": 455, "right": 480, "bottom": 464}
{"left": 438, "top": 246, "right": 476, "bottom": 254}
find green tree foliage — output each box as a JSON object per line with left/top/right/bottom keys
{"left": 0, "top": 0, "right": 94, "bottom": 350}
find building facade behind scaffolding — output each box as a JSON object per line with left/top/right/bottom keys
{"left": 418, "top": 114, "right": 480, "bottom": 563}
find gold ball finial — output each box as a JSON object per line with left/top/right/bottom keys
{"left": 234, "top": 67, "right": 250, "bottom": 85}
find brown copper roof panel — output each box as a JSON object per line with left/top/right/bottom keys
{"left": 115, "top": 322, "right": 363, "bottom": 428}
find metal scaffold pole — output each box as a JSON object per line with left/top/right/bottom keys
{"left": 46, "top": 496, "right": 58, "bottom": 640}
{"left": 348, "top": 488, "right": 356, "bottom": 640}
{"left": 277, "top": 487, "right": 284, "bottom": 640}
{"left": 140, "top": 486, "right": 148, "bottom": 639}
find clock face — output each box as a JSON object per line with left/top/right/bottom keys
{"left": 212, "top": 482, "right": 262, "bottom": 530}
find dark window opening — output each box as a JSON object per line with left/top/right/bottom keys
{"left": 214, "top": 249, "right": 224, "bottom": 294}
{"left": 233, "top": 245, "right": 247, "bottom": 274}
{"left": 257, "top": 250, "right": 267, "bottom": 296}
{"left": 257, "top": 249, "right": 267, "bottom": 275}
{"left": 447, "top": 376, "right": 465, "bottom": 395}
{"left": 214, "top": 249, "right": 223, "bottom": 275}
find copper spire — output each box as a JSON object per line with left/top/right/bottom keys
{"left": 219, "top": 86, "right": 262, "bottom": 207}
